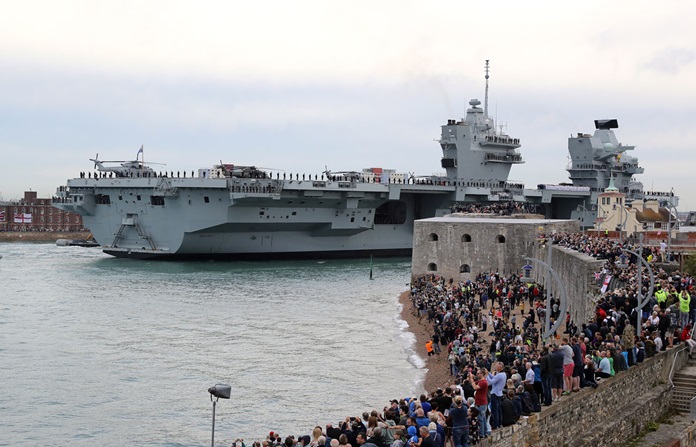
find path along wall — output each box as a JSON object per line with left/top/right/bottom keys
{"left": 488, "top": 347, "right": 688, "bottom": 447}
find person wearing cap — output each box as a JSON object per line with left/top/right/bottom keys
{"left": 404, "top": 426, "right": 418, "bottom": 447}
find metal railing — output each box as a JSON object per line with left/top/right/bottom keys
{"left": 668, "top": 345, "right": 688, "bottom": 389}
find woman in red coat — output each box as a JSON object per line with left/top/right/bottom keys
{"left": 681, "top": 324, "right": 696, "bottom": 358}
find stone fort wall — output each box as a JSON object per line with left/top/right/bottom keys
{"left": 488, "top": 347, "right": 687, "bottom": 447}
{"left": 538, "top": 245, "right": 605, "bottom": 329}
{"left": 411, "top": 216, "right": 690, "bottom": 445}
{"left": 411, "top": 217, "right": 579, "bottom": 280}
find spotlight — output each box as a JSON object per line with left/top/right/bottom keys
{"left": 208, "top": 384, "right": 231, "bottom": 400}
{"left": 209, "top": 383, "right": 231, "bottom": 447}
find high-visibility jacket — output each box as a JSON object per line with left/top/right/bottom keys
{"left": 655, "top": 289, "right": 668, "bottom": 303}
{"left": 679, "top": 292, "right": 691, "bottom": 313}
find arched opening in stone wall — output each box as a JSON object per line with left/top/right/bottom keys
{"left": 428, "top": 233, "right": 439, "bottom": 242}
{"left": 496, "top": 235, "right": 506, "bottom": 243}
{"left": 460, "top": 264, "right": 471, "bottom": 273}
{"left": 427, "top": 263, "right": 437, "bottom": 271}
{"left": 462, "top": 234, "right": 472, "bottom": 243}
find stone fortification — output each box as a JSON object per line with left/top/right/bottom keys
{"left": 411, "top": 216, "right": 579, "bottom": 280}
{"left": 537, "top": 245, "right": 605, "bottom": 328}
{"left": 488, "top": 347, "right": 687, "bottom": 447}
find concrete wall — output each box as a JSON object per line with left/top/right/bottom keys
{"left": 487, "top": 347, "right": 685, "bottom": 447}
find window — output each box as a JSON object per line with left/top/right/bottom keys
{"left": 95, "top": 194, "right": 111, "bottom": 205}
{"left": 427, "top": 263, "right": 438, "bottom": 272}
{"left": 204, "top": 196, "right": 210, "bottom": 203}
{"left": 428, "top": 233, "right": 439, "bottom": 242}
{"left": 375, "top": 200, "right": 407, "bottom": 225}
{"left": 150, "top": 196, "right": 165, "bottom": 206}
{"left": 462, "top": 234, "right": 472, "bottom": 243}
{"left": 496, "top": 235, "right": 506, "bottom": 243}
{"left": 460, "top": 264, "right": 471, "bottom": 273}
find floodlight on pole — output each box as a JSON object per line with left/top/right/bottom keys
{"left": 208, "top": 384, "right": 231, "bottom": 447}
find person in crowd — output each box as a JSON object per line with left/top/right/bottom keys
{"left": 500, "top": 390, "right": 519, "bottom": 427}
{"left": 448, "top": 396, "right": 469, "bottom": 447}
{"left": 487, "top": 362, "right": 507, "bottom": 429}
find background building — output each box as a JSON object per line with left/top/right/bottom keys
{"left": 595, "top": 182, "right": 676, "bottom": 238}
{"left": 0, "top": 191, "right": 84, "bottom": 232}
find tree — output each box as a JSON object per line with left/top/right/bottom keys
{"left": 684, "top": 254, "right": 696, "bottom": 277}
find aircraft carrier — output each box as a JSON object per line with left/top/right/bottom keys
{"left": 53, "top": 62, "right": 676, "bottom": 260}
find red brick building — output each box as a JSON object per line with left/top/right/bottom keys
{"left": 0, "top": 191, "right": 85, "bottom": 232}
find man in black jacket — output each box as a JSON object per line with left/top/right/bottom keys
{"left": 539, "top": 347, "right": 553, "bottom": 406}
{"left": 549, "top": 344, "right": 565, "bottom": 401}
{"left": 501, "top": 391, "right": 519, "bottom": 427}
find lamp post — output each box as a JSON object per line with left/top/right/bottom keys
{"left": 618, "top": 205, "right": 628, "bottom": 243}
{"left": 208, "top": 384, "right": 231, "bottom": 447}
{"left": 666, "top": 192, "right": 678, "bottom": 263}
{"left": 522, "top": 256, "right": 568, "bottom": 344}
{"left": 618, "top": 235, "right": 655, "bottom": 340}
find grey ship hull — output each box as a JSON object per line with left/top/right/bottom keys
{"left": 55, "top": 173, "right": 596, "bottom": 260}
{"left": 57, "top": 177, "right": 462, "bottom": 260}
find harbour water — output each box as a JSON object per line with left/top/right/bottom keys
{"left": 0, "top": 243, "right": 424, "bottom": 446}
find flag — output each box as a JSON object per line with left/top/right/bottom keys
{"left": 137, "top": 145, "right": 143, "bottom": 157}
{"left": 601, "top": 274, "right": 612, "bottom": 294}
{"left": 0, "top": 211, "right": 5, "bottom": 221}
{"left": 14, "top": 213, "right": 32, "bottom": 224}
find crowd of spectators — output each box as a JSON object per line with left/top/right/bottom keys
{"left": 239, "top": 233, "right": 692, "bottom": 447}
{"left": 450, "top": 202, "right": 540, "bottom": 216}
{"left": 551, "top": 232, "right": 695, "bottom": 363}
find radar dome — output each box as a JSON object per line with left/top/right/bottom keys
{"left": 603, "top": 143, "right": 614, "bottom": 151}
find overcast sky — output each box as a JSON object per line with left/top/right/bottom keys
{"left": 1, "top": 1, "right": 694, "bottom": 210}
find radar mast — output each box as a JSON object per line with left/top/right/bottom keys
{"left": 484, "top": 60, "right": 490, "bottom": 118}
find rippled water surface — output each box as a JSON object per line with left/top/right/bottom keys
{"left": 0, "top": 243, "right": 423, "bottom": 446}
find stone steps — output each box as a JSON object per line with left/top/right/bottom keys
{"left": 671, "top": 360, "right": 696, "bottom": 413}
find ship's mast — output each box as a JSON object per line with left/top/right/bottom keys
{"left": 484, "top": 60, "right": 490, "bottom": 118}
